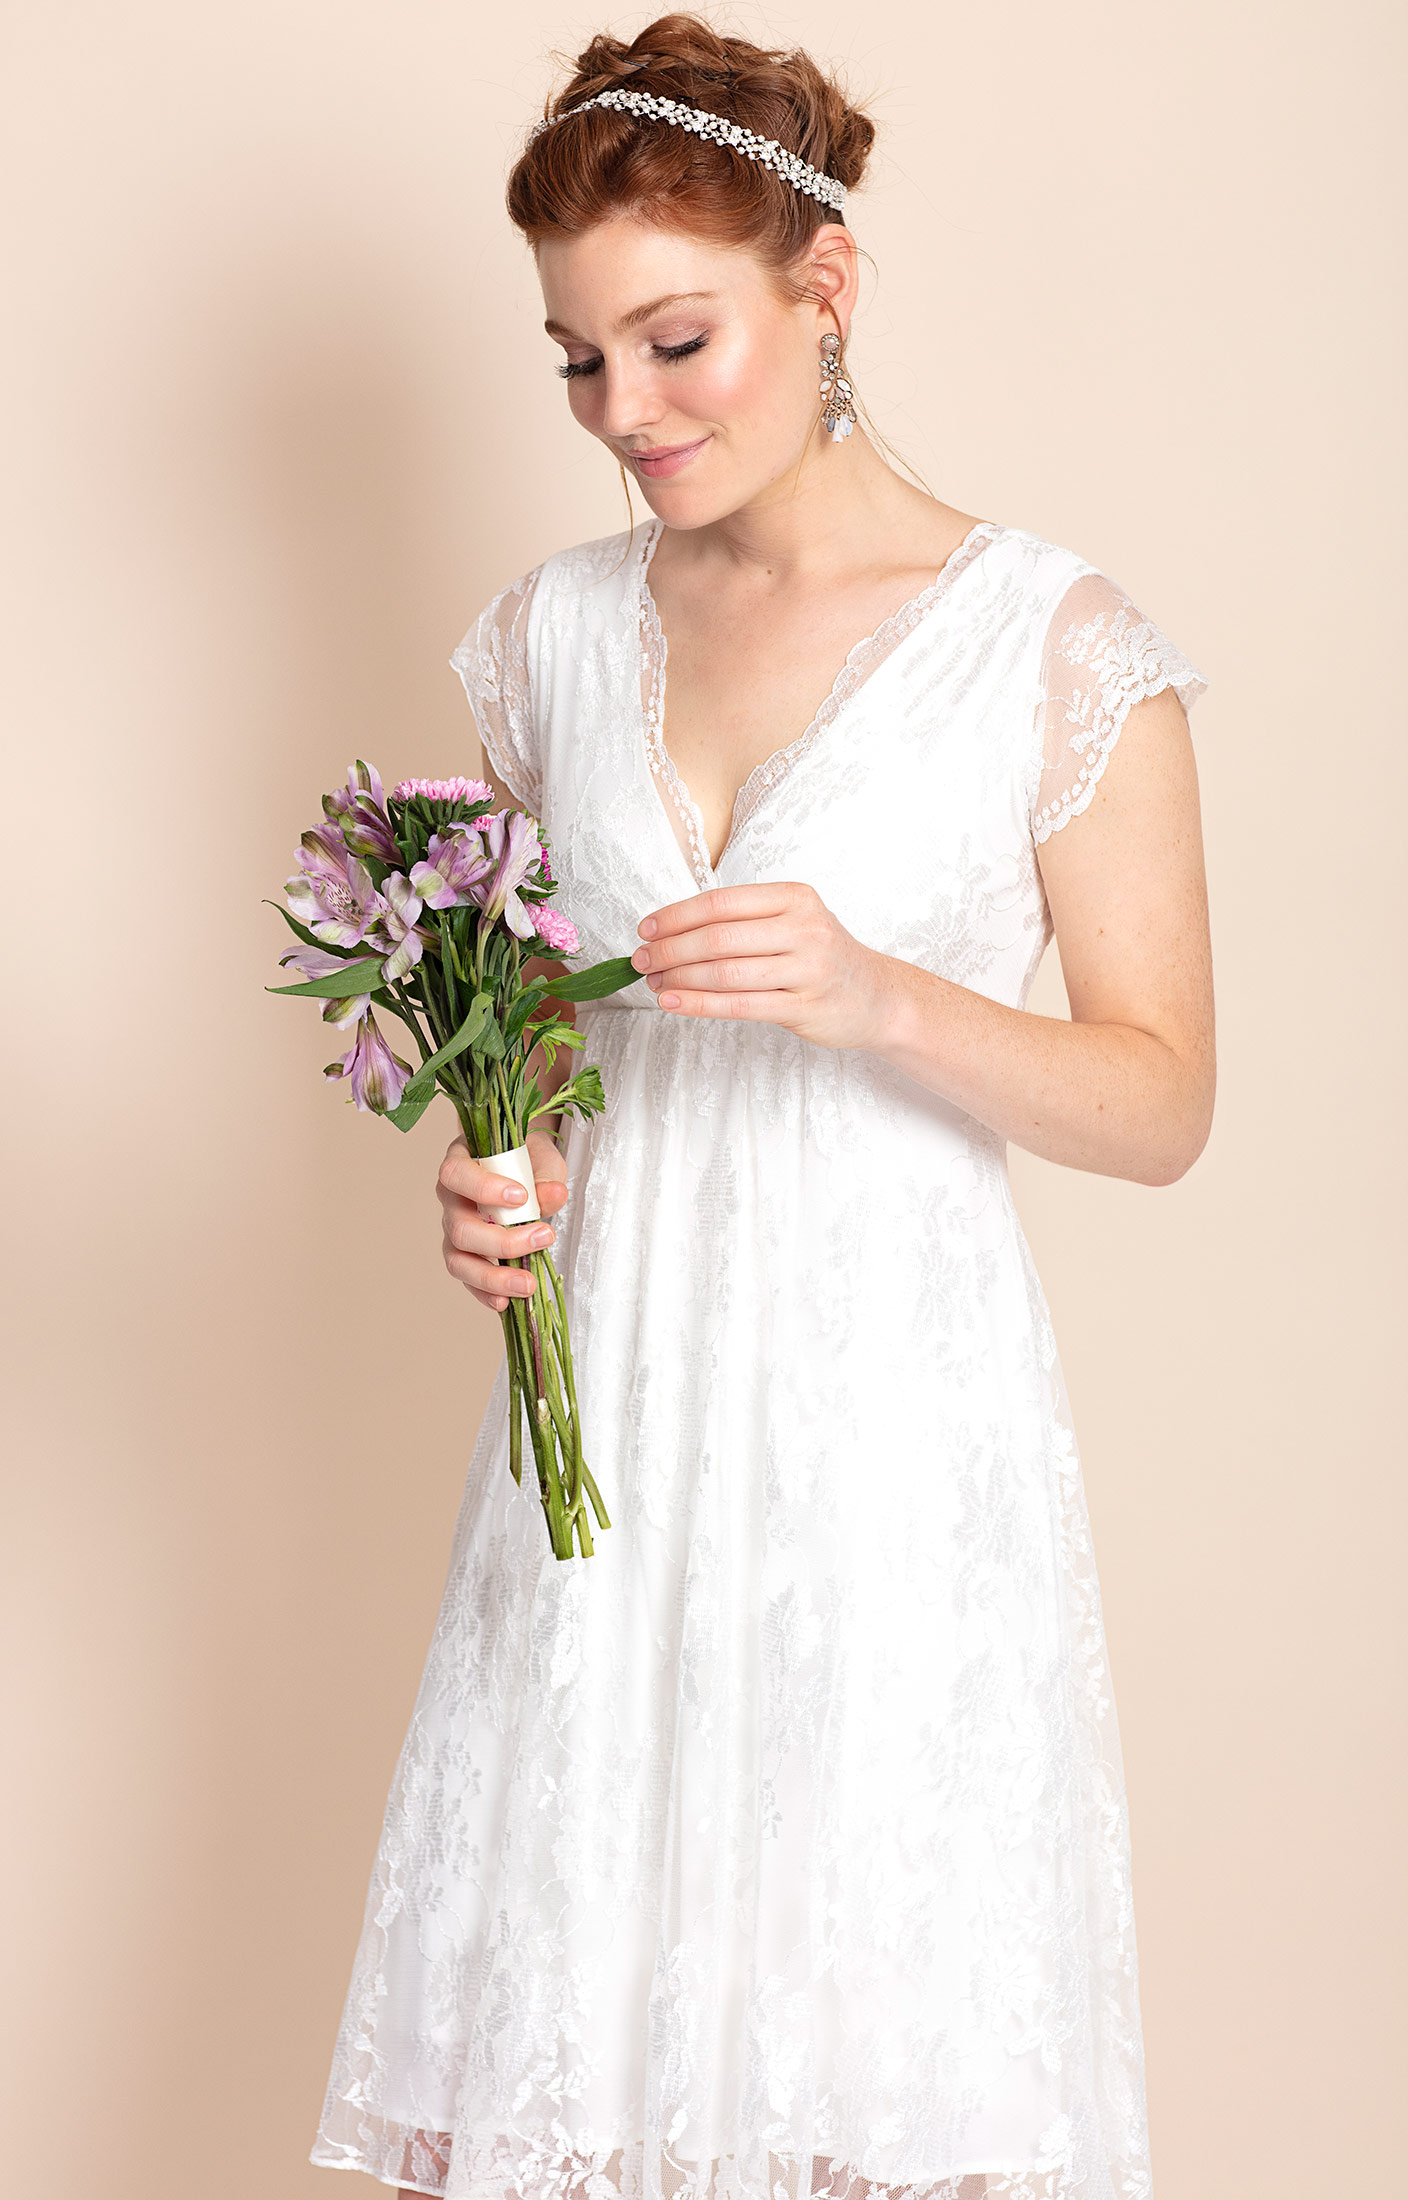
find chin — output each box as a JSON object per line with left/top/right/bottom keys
{"left": 632, "top": 464, "right": 761, "bottom": 533}
{"left": 637, "top": 487, "right": 735, "bottom": 531}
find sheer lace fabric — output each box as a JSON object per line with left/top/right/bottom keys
{"left": 312, "top": 520, "right": 1207, "bottom": 2200}
{"left": 456, "top": 566, "right": 543, "bottom": 816}
{"left": 1030, "top": 571, "right": 1206, "bottom": 843}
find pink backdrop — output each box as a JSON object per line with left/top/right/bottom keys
{"left": 2, "top": 4, "right": 1403, "bottom": 2195}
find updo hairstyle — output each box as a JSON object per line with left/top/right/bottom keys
{"left": 506, "top": 13, "right": 877, "bottom": 307}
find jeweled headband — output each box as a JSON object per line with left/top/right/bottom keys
{"left": 526, "top": 89, "right": 848, "bottom": 214}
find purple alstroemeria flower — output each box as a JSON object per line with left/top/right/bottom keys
{"left": 370, "top": 872, "right": 425, "bottom": 983}
{"left": 410, "top": 826, "right": 494, "bottom": 912}
{"left": 325, "top": 761, "right": 400, "bottom": 866}
{"left": 475, "top": 809, "right": 547, "bottom": 941}
{"left": 324, "top": 1010, "right": 411, "bottom": 1114}
{"left": 278, "top": 943, "right": 371, "bottom": 1029}
{"left": 286, "top": 835, "right": 385, "bottom": 952}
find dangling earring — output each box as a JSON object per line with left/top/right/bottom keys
{"left": 819, "top": 331, "right": 857, "bottom": 442}
{"left": 617, "top": 459, "right": 636, "bottom": 542}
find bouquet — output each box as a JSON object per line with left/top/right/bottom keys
{"left": 269, "top": 763, "right": 636, "bottom": 1559}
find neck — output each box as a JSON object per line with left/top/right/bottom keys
{"left": 650, "top": 425, "right": 956, "bottom": 588}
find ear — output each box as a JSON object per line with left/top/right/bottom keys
{"left": 802, "top": 223, "right": 861, "bottom": 342}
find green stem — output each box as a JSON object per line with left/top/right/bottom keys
{"left": 506, "top": 1343, "right": 523, "bottom": 1489}
{"left": 540, "top": 1252, "right": 586, "bottom": 1491}
{"left": 439, "top": 913, "right": 461, "bottom": 1028}
{"left": 390, "top": 983, "right": 434, "bottom": 1063}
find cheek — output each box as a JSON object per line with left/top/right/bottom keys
{"left": 697, "top": 334, "right": 805, "bottom": 439}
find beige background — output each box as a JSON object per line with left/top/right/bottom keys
{"left": 2, "top": 3, "right": 1403, "bottom": 2195}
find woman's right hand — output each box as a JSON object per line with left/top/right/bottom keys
{"left": 436, "top": 1129, "right": 569, "bottom": 1312}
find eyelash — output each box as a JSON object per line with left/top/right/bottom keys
{"left": 557, "top": 334, "right": 709, "bottom": 380}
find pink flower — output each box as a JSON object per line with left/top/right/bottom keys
{"left": 392, "top": 776, "right": 494, "bottom": 806}
{"left": 324, "top": 1010, "right": 411, "bottom": 1114}
{"left": 533, "top": 905, "right": 580, "bottom": 955}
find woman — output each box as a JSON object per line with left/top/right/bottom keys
{"left": 311, "top": 18, "right": 1213, "bottom": 2200}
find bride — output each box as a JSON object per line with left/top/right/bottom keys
{"left": 312, "top": 16, "right": 1214, "bottom": 2200}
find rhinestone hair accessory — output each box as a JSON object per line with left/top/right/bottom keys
{"left": 527, "top": 89, "right": 848, "bottom": 212}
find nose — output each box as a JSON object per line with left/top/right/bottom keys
{"left": 597, "top": 356, "right": 667, "bottom": 444}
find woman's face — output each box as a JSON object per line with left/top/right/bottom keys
{"left": 536, "top": 217, "right": 849, "bottom": 529}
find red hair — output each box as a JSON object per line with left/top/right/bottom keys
{"left": 506, "top": 13, "right": 876, "bottom": 293}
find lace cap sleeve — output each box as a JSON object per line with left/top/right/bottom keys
{"left": 449, "top": 564, "right": 545, "bottom": 813}
{"left": 1030, "top": 569, "right": 1209, "bottom": 844}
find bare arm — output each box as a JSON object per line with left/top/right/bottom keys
{"left": 872, "top": 683, "right": 1215, "bottom": 1183}
{"left": 630, "top": 685, "right": 1215, "bottom": 1188}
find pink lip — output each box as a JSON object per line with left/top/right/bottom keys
{"left": 625, "top": 435, "right": 710, "bottom": 479}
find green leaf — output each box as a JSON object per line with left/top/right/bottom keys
{"left": 400, "top": 992, "right": 493, "bottom": 1105}
{"left": 386, "top": 1086, "right": 438, "bottom": 1133}
{"left": 541, "top": 954, "right": 641, "bottom": 1002}
{"left": 530, "top": 1064, "right": 606, "bottom": 1125}
{"left": 267, "top": 956, "right": 385, "bottom": 999}
{"left": 528, "top": 1020, "right": 584, "bottom": 1068}
{"left": 265, "top": 899, "right": 323, "bottom": 952}
{"left": 504, "top": 980, "right": 550, "bottom": 1048}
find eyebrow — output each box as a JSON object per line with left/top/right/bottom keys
{"left": 543, "top": 290, "right": 721, "bottom": 341}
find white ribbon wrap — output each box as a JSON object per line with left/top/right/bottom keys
{"left": 475, "top": 1143, "right": 542, "bottom": 1226}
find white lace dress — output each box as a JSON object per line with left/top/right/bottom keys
{"left": 309, "top": 516, "right": 1207, "bottom": 2200}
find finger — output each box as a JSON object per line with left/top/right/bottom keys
{"left": 437, "top": 1147, "right": 534, "bottom": 1212}
{"left": 637, "top": 881, "right": 804, "bottom": 943}
{"left": 648, "top": 953, "right": 795, "bottom": 995}
{"left": 443, "top": 1206, "right": 556, "bottom": 1260}
{"left": 445, "top": 1248, "right": 539, "bottom": 1299}
{"left": 654, "top": 986, "right": 797, "bottom": 1020}
{"left": 632, "top": 914, "right": 798, "bottom": 974}
{"left": 526, "top": 1135, "right": 570, "bottom": 1210}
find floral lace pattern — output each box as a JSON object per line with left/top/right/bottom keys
{"left": 1029, "top": 572, "right": 1208, "bottom": 844}
{"left": 311, "top": 522, "right": 1207, "bottom": 2200}
{"left": 451, "top": 566, "right": 545, "bottom": 815}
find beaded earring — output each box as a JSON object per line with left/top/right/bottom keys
{"left": 819, "top": 331, "right": 857, "bottom": 441}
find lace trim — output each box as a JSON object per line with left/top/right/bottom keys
{"left": 312, "top": 2120, "right": 1128, "bottom": 2199}
{"left": 637, "top": 526, "right": 716, "bottom": 890}
{"left": 636, "top": 519, "right": 1004, "bottom": 889}
{"left": 450, "top": 567, "right": 543, "bottom": 815}
{"left": 1031, "top": 593, "right": 1207, "bottom": 846}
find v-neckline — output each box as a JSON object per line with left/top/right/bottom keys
{"left": 635, "top": 513, "right": 1002, "bottom": 890}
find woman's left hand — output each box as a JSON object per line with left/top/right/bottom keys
{"left": 631, "top": 880, "right": 894, "bottom": 1052}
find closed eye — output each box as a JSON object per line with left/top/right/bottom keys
{"left": 557, "top": 334, "right": 710, "bottom": 380}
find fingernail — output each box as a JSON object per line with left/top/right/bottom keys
{"left": 501, "top": 1183, "right": 526, "bottom": 1202}
{"left": 659, "top": 992, "right": 680, "bottom": 1009}
{"left": 529, "top": 1226, "right": 552, "bottom": 1247}
{"left": 639, "top": 917, "right": 657, "bottom": 939}
{"left": 631, "top": 947, "right": 649, "bottom": 968}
